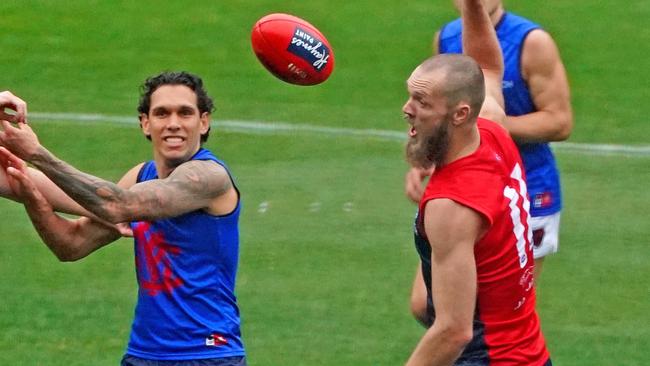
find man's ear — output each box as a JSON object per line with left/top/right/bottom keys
{"left": 139, "top": 113, "right": 151, "bottom": 139}
{"left": 451, "top": 103, "right": 471, "bottom": 126}
{"left": 200, "top": 112, "right": 210, "bottom": 135}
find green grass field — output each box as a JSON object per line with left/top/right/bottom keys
{"left": 1, "top": 1, "right": 649, "bottom": 365}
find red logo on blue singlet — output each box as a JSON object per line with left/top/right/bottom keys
{"left": 533, "top": 192, "right": 553, "bottom": 208}
{"left": 133, "top": 222, "right": 184, "bottom": 296}
{"left": 206, "top": 333, "right": 228, "bottom": 347}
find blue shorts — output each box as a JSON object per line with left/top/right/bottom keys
{"left": 121, "top": 355, "right": 247, "bottom": 366}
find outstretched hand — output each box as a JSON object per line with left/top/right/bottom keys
{"left": 0, "top": 119, "right": 42, "bottom": 161}
{"left": 0, "top": 91, "right": 28, "bottom": 124}
{"left": 0, "top": 146, "right": 43, "bottom": 203}
{"left": 0, "top": 147, "right": 134, "bottom": 238}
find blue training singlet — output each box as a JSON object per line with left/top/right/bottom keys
{"left": 126, "top": 148, "right": 245, "bottom": 360}
{"left": 438, "top": 12, "right": 562, "bottom": 217}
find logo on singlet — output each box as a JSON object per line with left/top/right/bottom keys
{"left": 206, "top": 333, "right": 228, "bottom": 347}
{"left": 533, "top": 192, "right": 553, "bottom": 208}
{"left": 133, "top": 222, "right": 184, "bottom": 296}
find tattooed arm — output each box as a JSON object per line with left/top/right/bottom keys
{"left": 1, "top": 148, "right": 122, "bottom": 261}
{"left": 86, "top": 158, "right": 234, "bottom": 222}
{"left": 0, "top": 120, "right": 233, "bottom": 223}
{"left": 0, "top": 162, "right": 103, "bottom": 217}
{"left": 26, "top": 154, "right": 233, "bottom": 223}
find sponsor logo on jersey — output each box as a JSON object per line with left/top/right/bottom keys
{"left": 205, "top": 333, "right": 228, "bottom": 347}
{"left": 503, "top": 80, "right": 514, "bottom": 89}
{"left": 287, "top": 27, "right": 330, "bottom": 71}
{"left": 533, "top": 192, "right": 553, "bottom": 208}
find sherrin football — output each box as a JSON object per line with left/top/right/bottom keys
{"left": 251, "top": 13, "right": 335, "bottom": 86}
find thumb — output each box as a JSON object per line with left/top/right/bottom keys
{"left": 7, "top": 166, "right": 34, "bottom": 190}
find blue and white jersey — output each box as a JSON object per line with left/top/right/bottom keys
{"left": 127, "top": 148, "right": 245, "bottom": 360}
{"left": 438, "top": 12, "right": 562, "bottom": 216}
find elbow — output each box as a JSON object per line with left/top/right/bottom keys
{"left": 451, "top": 328, "right": 473, "bottom": 349}
{"left": 46, "top": 237, "right": 87, "bottom": 262}
{"left": 57, "top": 254, "right": 80, "bottom": 262}
{"left": 410, "top": 300, "right": 432, "bottom": 328}
{"left": 436, "top": 323, "right": 473, "bottom": 350}
{"left": 555, "top": 119, "right": 573, "bottom": 141}
{"left": 53, "top": 248, "right": 84, "bottom": 262}
{"left": 551, "top": 111, "right": 574, "bottom": 141}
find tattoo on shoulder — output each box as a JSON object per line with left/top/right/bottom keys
{"left": 171, "top": 160, "right": 232, "bottom": 197}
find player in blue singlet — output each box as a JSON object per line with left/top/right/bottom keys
{"left": 0, "top": 72, "right": 247, "bottom": 366}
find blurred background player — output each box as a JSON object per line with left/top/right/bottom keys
{"left": 405, "top": 0, "right": 573, "bottom": 290}
{"left": 0, "top": 72, "right": 247, "bottom": 366}
{"left": 402, "top": 0, "right": 551, "bottom": 364}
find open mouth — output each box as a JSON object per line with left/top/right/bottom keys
{"left": 408, "top": 126, "right": 417, "bottom": 138}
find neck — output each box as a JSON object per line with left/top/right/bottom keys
{"left": 442, "top": 123, "right": 481, "bottom": 166}
{"left": 489, "top": 5, "right": 505, "bottom": 26}
{"left": 154, "top": 159, "right": 175, "bottom": 179}
{"left": 153, "top": 146, "right": 201, "bottom": 179}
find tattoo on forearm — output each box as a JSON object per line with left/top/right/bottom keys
{"left": 31, "top": 146, "right": 125, "bottom": 219}
{"left": 31, "top": 150, "right": 231, "bottom": 221}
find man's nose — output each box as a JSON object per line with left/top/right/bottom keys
{"left": 402, "top": 100, "right": 414, "bottom": 120}
{"left": 167, "top": 114, "right": 181, "bottom": 129}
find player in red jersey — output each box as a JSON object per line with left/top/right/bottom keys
{"left": 402, "top": 0, "right": 551, "bottom": 365}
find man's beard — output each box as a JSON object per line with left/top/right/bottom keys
{"left": 405, "top": 120, "right": 450, "bottom": 169}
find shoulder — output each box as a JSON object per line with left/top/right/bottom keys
{"left": 174, "top": 159, "right": 229, "bottom": 180}
{"left": 438, "top": 17, "right": 462, "bottom": 39}
{"left": 172, "top": 159, "right": 233, "bottom": 196}
{"left": 523, "top": 28, "right": 558, "bottom": 54}
{"left": 117, "top": 162, "right": 146, "bottom": 189}
{"left": 478, "top": 118, "right": 521, "bottom": 159}
{"left": 521, "top": 29, "right": 562, "bottom": 78}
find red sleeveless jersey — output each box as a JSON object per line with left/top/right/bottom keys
{"left": 415, "top": 118, "right": 550, "bottom": 365}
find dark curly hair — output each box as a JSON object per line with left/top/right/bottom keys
{"left": 138, "top": 71, "right": 215, "bottom": 142}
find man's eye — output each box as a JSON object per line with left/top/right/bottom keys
{"left": 180, "top": 109, "right": 194, "bottom": 116}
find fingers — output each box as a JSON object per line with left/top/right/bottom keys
{"left": 405, "top": 181, "right": 424, "bottom": 204}
{"left": 6, "top": 166, "right": 32, "bottom": 196}
{"left": 405, "top": 167, "right": 426, "bottom": 204}
{"left": 0, "top": 120, "right": 40, "bottom": 161}
{"left": 115, "top": 223, "right": 134, "bottom": 238}
{"left": 0, "top": 147, "right": 26, "bottom": 172}
{"left": 0, "top": 91, "right": 28, "bottom": 123}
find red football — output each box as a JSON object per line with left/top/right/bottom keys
{"left": 251, "top": 13, "right": 335, "bottom": 86}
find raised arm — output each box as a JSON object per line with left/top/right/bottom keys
{"left": 460, "top": 0, "right": 505, "bottom": 122}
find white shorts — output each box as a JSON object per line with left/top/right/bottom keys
{"left": 530, "top": 212, "right": 561, "bottom": 259}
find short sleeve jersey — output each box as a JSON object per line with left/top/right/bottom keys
{"left": 414, "top": 119, "right": 549, "bottom": 365}
{"left": 126, "top": 148, "right": 245, "bottom": 361}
